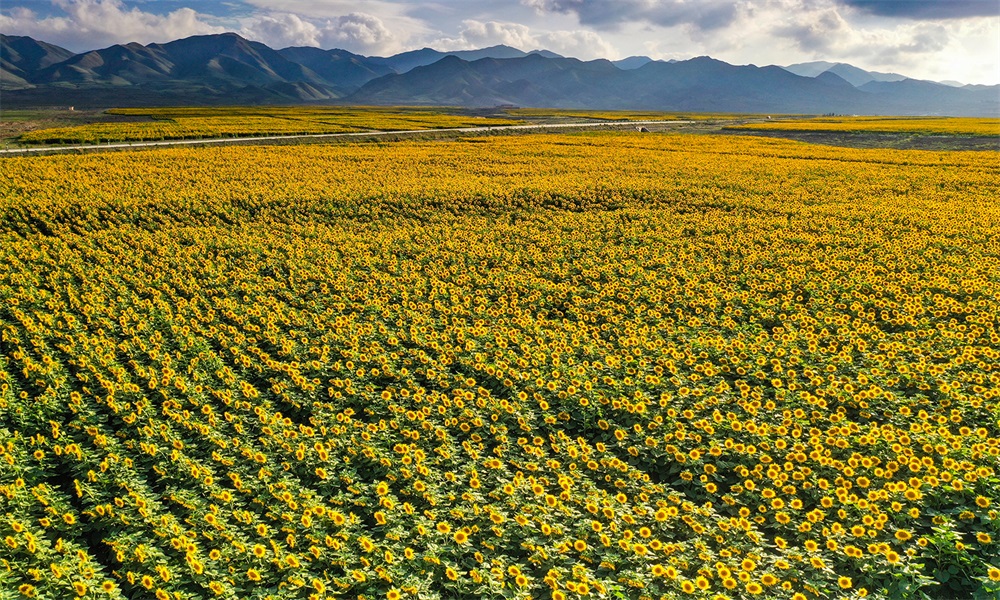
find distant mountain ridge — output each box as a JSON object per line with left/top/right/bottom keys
{"left": 1, "top": 34, "right": 76, "bottom": 87}
{"left": 1, "top": 33, "right": 997, "bottom": 116}
{"left": 783, "top": 61, "right": 908, "bottom": 87}
{"left": 367, "top": 45, "right": 564, "bottom": 73}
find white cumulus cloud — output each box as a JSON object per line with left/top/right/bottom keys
{"left": 537, "top": 29, "right": 619, "bottom": 59}
{"left": 771, "top": 4, "right": 961, "bottom": 72}
{"left": 241, "top": 11, "right": 399, "bottom": 54}
{"left": 319, "top": 13, "right": 398, "bottom": 54}
{"left": 437, "top": 20, "right": 538, "bottom": 50}
{"left": 0, "top": 0, "right": 224, "bottom": 51}
{"left": 432, "top": 19, "right": 618, "bottom": 59}
{"left": 241, "top": 12, "right": 322, "bottom": 48}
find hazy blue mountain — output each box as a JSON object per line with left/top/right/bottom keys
{"left": 624, "top": 57, "right": 866, "bottom": 113}
{"left": 2, "top": 33, "right": 996, "bottom": 115}
{"left": 814, "top": 70, "right": 857, "bottom": 89}
{"left": 782, "top": 61, "right": 838, "bottom": 78}
{"left": 152, "top": 33, "right": 320, "bottom": 87}
{"left": 349, "top": 53, "right": 997, "bottom": 115}
{"left": 368, "top": 45, "right": 558, "bottom": 73}
{"left": 613, "top": 56, "right": 655, "bottom": 69}
{"left": 368, "top": 47, "right": 448, "bottom": 73}
{"left": 277, "top": 46, "right": 394, "bottom": 92}
{"left": 11, "top": 33, "right": 345, "bottom": 102}
{"left": 33, "top": 42, "right": 174, "bottom": 84}
{"left": 0, "top": 67, "right": 30, "bottom": 88}
{"left": 348, "top": 54, "right": 855, "bottom": 111}
{"left": 275, "top": 44, "right": 558, "bottom": 93}
{"left": 1, "top": 34, "right": 75, "bottom": 71}
{"left": 349, "top": 54, "right": 625, "bottom": 107}
{"left": 449, "top": 45, "right": 532, "bottom": 61}
{"left": 858, "top": 78, "right": 999, "bottom": 115}
{"left": 1, "top": 34, "right": 75, "bottom": 88}
{"left": 783, "top": 60, "right": 908, "bottom": 86}
{"left": 826, "top": 63, "right": 906, "bottom": 86}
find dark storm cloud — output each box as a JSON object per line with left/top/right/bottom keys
{"left": 524, "top": 0, "right": 739, "bottom": 31}
{"left": 838, "top": 0, "right": 1000, "bottom": 19}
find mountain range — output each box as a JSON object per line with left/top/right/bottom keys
{"left": 2, "top": 33, "right": 997, "bottom": 116}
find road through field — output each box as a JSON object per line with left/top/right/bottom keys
{"left": 0, "top": 119, "right": 694, "bottom": 155}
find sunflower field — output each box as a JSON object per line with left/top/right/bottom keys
{"left": 1, "top": 131, "right": 999, "bottom": 600}
{"left": 726, "top": 117, "right": 1000, "bottom": 137}
{"left": 14, "top": 106, "right": 524, "bottom": 145}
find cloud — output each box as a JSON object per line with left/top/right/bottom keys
{"left": 0, "top": 0, "right": 995, "bottom": 84}
{"left": 240, "top": 0, "right": 428, "bottom": 42}
{"left": 242, "top": 12, "right": 322, "bottom": 48}
{"left": 537, "top": 29, "right": 619, "bottom": 59}
{"left": 244, "top": 11, "right": 399, "bottom": 54}
{"left": 773, "top": 7, "right": 851, "bottom": 53}
{"left": 450, "top": 20, "right": 538, "bottom": 49}
{"left": 240, "top": 0, "right": 406, "bottom": 20}
{"left": 522, "top": 0, "right": 740, "bottom": 31}
{"left": 769, "top": 4, "right": 960, "bottom": 74}
{"left": 0, "top": 1, "right": 408, "bottom": 55}
{"left": 0, "top": 0, "right": 224, "bottom": 51}
{"left": 432, "top": 19, "right": 618, "bottom": 59}
{"left": 433, "top": 20, "right": 538, "bottom": 50}
{"left": 897, "top": 23, "right": 949, "bottom": 52}
{"left": 319, "top": 13, "right": 398, "bottom": 54}
{"left": 837, "top": 0, "right": 1000, "bottom": 19}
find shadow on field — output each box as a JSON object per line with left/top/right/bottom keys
{"left": 717, "top": 128, "right": 1000, "bottom": 151}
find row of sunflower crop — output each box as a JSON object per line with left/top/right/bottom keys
{"left": 505, "top": 109, "right": 766, "bottom": 122}
{"left": 15, "top": 107, "right": 524, "bottom": 145}
{"left": 1, "top": 131, "right": 999, "bottom": 600}
{"left": 725, "top": 116, "right": 1000, "bottom": 136}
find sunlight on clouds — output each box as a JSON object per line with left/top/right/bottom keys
{"left": 432, "top": 19, "right": 618, "bottom": 60}
{"left": 769, "top": 4, "right": 981, "bottom": 79}
{"left": 0, "top": 0, "right": 223, "bottom": 51}
{"left": 0, "top": 0, "right": 996, "bottom": 84}
{"left": 239, "top": 0, "right": 427, "bottom": 45}
{"left": 435, "top": 20, "right": 538, "bottom": 50}
{"left": 242, "top": 12, "right": 322, "bottom": 48}
{"left": 537, "top": 29, "right": 619, "bottom": 59}
{"left": 241, "top": 11, "right": 400, "bottom": 54}
{"left": 628, "top": 0, "right": 998, "bottom": 84}
{"left": 322, "top": 13, "right": 399, "bottom": 54}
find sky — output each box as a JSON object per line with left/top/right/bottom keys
{"left": 2, "top": 0, "right": 998, "bottom": 85}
